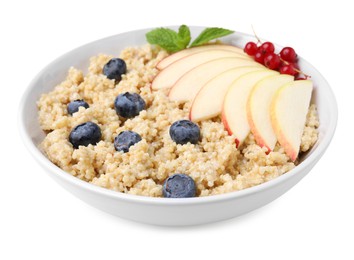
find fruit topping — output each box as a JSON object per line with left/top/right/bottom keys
{"left": 222, "top": 70, "right": 278, "bottom": 147}
{"left": 247, "top": 74, "right": 294, "bottom": 152}
{"left": 168, "top": 57, "right": 261, "bottom": 102}
{"left": 259, "top": 41, "right": 275, "bottom": 54}
{"left": 244, "top": 42, "right": 258, "bottom": 56}
{"left": 264, "top": 53, "right": 281, "bottom": 70}
{"left": 254, "top": 51, "right": 265, "bottom": 64}
{"left": 114, "top": 130, "right": 142, "bottom": 153}
{"left": 157, "top": 45, "right": 246, "bottom": 70}
{"left": 69, "top": 122, "right": 102, "bottom": 149}
{"left": 280, "top": 47, "right": 297, "bottom": 63}
{"left": 270, "top": 80, "right": 313, "bottom": 161}
{"left": 152, "top": 49, "right": 251, "bottom": 90}
{"left": 67, "top": 99, "right": 89, "bottom": 115}
{"left": 163, "top": 173, "right": 196, "bottom": 198}
{"left": 103, "top": 58, "right": 127, "bottom": 82}
{"left": 114, "top": 92, "right": 146, "bottom": 118}
{"left": 243, "top": 33, "right": 309, "bottom": 79}
{"left": 279, "top": 64, "right": 297, "bottom": 76}
{"left": 169, "top": 120, "right": 200, "bottom": 145}
{"left": 190, "top": 66, "right": 263, "bottom": 122}
{"left": 153, "top": 27, "right": 315, "bottom": 161}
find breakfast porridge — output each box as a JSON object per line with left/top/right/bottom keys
{"left": 38, "top": 44, "right": 319, "bottom": 198}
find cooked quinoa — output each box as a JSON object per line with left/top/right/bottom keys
{"left": 37, "top": 44, "right": 319, "bottom": 197}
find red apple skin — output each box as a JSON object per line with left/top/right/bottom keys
{"left": 270, "top": 80, "right": 313, "bottom": 162}
{"left": 270, "top": 117, "right": 297, "bottom": 161}
{"left": 277, "top": 131, "right": 297, "bottom": 162}
{"left": 246, "top": 100, "right": 272, "bottom": 154}
{"left": 270, "top": 100, "right": 295, "bottom": 160}
{"left": 156, "top": 58, "right": 165, "bottom": 71}
{"left": 150, "top": 72, "right": 159, "bottom": 90}
{"left": 221, "top": 109, "right": 240, "bottom": 148}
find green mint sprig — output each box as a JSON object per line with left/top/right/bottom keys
{"left": 146, "top": 25, "right": 234, "bottom": 53}
{"left": 190, "top": 27, "right": 234, "bottom": 47}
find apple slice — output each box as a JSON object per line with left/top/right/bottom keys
{"left": 271, "top": 80, "right": 313, "bottom": 161}
{"left": 151, "top": 50, "right": 250, "bottom": 90}
{"left": 222, "top": 70, "right": 279, "bottom": 147}
{"left": 247, "top": 74, "right": 294, "bottom": 151}
{"left": 157, "top": 45, "right": 248, "bottom": 70}
{"left": 169, "top": 57, "right": 263, "bottom": 102}
{"left": 190, "top": 66, "right": 265, "bottom": 122}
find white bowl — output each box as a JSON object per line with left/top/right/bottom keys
{"left": 19, "top": 26, "right": 337, "bottom": 226}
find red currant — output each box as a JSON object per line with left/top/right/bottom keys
{"left": 280, "top": 47, "right": 297, "bottom": 62}
{"left": 279, "top": 64, "right": 297, "bottom": 76}
{"left": 291, "top": 62, "right": 300, "bottom": 71}
{"left": 254, "top": 51, "right": 265, "bottom": 64}
{"left": 259, "top": 42, "right": 275, "bottom": 54}
{"left": 244, "top": 42, "right": 258, "bottom": 56}
{"left": 264, "top": 53, "right": 281, "bottom": 70}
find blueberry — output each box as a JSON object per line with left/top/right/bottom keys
{"left": 163, "top": 174, "right": 196, "bottom": 198}
{"left": 67, "top": 99, "right": 89, "bottom": 115}
{"left": 103, "top": 58, "right": 127, "bottom": 82}
{"left": 169, "top": 120, "right": 200, "bottom": 145}
{"left": 69, "top": 122, "right": 102, "bottom": 149}
{"left": 114, "top": 130, "right": 142, "bottom": 153}
{"left": 114, "top": 92, "right": 146, "bottom": 118}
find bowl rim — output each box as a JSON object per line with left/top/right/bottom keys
{"left": 18, "top": 26, "right": 338, "bottom": 206}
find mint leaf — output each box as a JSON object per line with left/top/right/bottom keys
{"left": 190, "top": 27, "right": 234, "bottom": 47}
{"left": 146, "top": 28, "right": 184, "bottom": 52}
{"left": 177, "top": 25, "right": 191, "bottom": 49}
{"left": 146, "top": 25, "right": 234, "bottom": 52}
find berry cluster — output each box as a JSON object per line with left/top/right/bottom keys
{"left": 244, "top": 41, "right": 307, "bottom": 79}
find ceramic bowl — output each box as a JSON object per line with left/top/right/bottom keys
{"left": 18, "top": 26, "right": 337, "bottom": 226}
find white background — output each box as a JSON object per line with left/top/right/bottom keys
{"left": 1, "top": 0, "right": 353, "bottom": 259}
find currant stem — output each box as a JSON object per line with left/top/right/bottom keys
{"left": 280, "top": 58, "right": 311, "bottom": 79}
{"left": 251, "top": 25, "right": 262, "bottom": 44}
{"left": 249, "top": 27, "right": 310, "bottom": 79}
